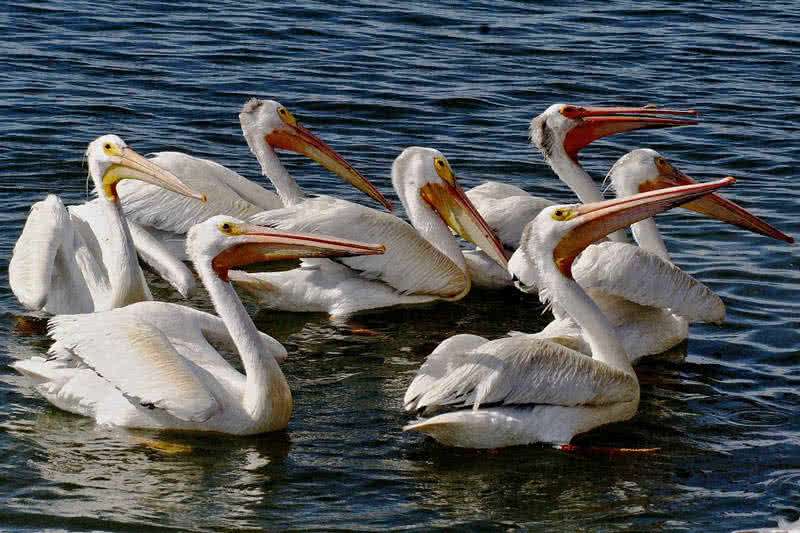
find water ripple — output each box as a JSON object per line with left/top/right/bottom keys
{"left": 2, "top": 1, "right": 800, "bottom": 531}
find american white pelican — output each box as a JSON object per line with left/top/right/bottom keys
{"left": 9, "top": 135, "right": 206, "bottom": 315}
{"left": 403, "top": 177, "right": 736, "bottom": 448}
{"left": 11, "top": 216, "right": 385, "bottom": 434}
{"left": 471, "top": 104, "right": 699, "bottom": 248}
{"left": 513, "top": 149, "right": 794, "bottom": 361}
{"left": 229, "top": 147, "right": 508, "bottom": 318}
{"left": 116, "top": 98, "right": 392, "bottom": 259}
{"left": 464, "top": 104, "right": 699, "bottom": 287}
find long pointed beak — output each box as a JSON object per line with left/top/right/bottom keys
{"left": 212, "top": 224, "right": 385, "bottom": 280}
{"left": 265, "top": 124, "right": 394, "bottom": 212}
{"left": 563, "top": 106, "right": 698, "bottom": 162}
{"left": 637, "top": 164, "right": 794, "bottom": 243}
{"left": 102, "top": 148, "right": 207, "bottom": 203}
{"left": 554, "top": 177, "right": 735, "bottom": 277}
{"left": 420, "top": 180, "right": 509, "bottom": 269}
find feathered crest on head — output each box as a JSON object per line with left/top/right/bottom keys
{"left": 529, "top": 114, "right": 556, "bottom": 163}
{"left": 241, "top": 98, "right": 263, "bottom": 114}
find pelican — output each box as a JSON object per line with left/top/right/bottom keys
{"left": 115, "top": 98, "right": 392, "bottom": 259}
{"left": 229, "top": 147, "right": 508, "bottom": 318}
{"left": 403, "top": 177, "right": 736, "bottom": 448}
{"left": 9, "top": 135, "right": 206, "bottom": 315}
{"left": 512, "top": 149, "right": 794, "bottom": 361}
{"left": 464, "top": 104, "right": 699, "bottom": 286}
{"left": 11, "top": 216, "right": 385, "bottom": 434}
{"left": 468, "top": 104, "right": 699, "bottom": 250}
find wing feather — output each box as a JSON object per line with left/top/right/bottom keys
{"left": 249, "top": 198, "right": 467, "bottom": 298}
{"left": 404, "top": 334, "right": 488, "bottom": 410}
{"left": 573, "top": 241, "right": 725, "bottom": 323}
{"left": 411, "top": 335, "right": 637, "bottom": 411}
{"left": 117, "top": 152, "right": 281, "bottom": 234}
{"left": 48, "top": 309, "right": 220, "bottom": 422}
{"left": 9, "top": 195, "right": 100, "bottom": 313}
{"left": 468, "top": 184, "right": 553, "bottom": 249}
{"left": 9, "top": 195, "right": 70, "bottom": 310}
{"left": 126, "top": 220, "right": 196, "bottom": 298}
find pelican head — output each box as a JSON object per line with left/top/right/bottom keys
{"left": 607, "top": 148, "right": 793, "bottom": 243}
{"left": 88, "top": 134, "right": 207, "bottom": 203}
{"left": 239, "top": 98, "right": 393, "bottom": 211}
{"left": 186, "top": 215, "right": 386, "bottom": 281}
{"left": 392, "top": 147, "right": 508, "bottom": 269}
{"left": 530, "top": 103, "right": 698, "bottom": 164}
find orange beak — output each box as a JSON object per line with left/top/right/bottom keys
{"left": 102, "top": 147, "right": 207, "bottom": 203}
{"left": 212, "top": 224, "right": 385, "bottom": 281}
{"left": 420, "top": 177, "right": 508, "bottom": 269}
{"left": 562, "top": 105, "right": 698, "bottom": 162}
{"left": 266, "top": 123, "right": 393, "bottom": 212}
{"left": 636, "top": 159, "right": 793, "bottom": 243}
{"left": 554, "top": 177, "right": 736, "bottom": 277}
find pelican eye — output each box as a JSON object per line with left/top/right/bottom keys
{"left": 276, "top": 106, "right": 297, "bottom": 127}
{"left": 654, "top": 156, "right": 674, "bottom": 174}
{"left": 102, "top": 142, "right": 118, "bottom": 155}
{"left": 560, "top": 105, "right": 582, "bottom": 119}
{"left": 551, "top": 208, "right": 575, "bottom": 221}
{"left": 218, "top": 221, "right": 237, "bottom": 235}
{"left": 433, "top": 157, "right": 455, "bottom": 184}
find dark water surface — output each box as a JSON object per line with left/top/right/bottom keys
{"left": 2, "top": 2, "right": 799, "bottom": 531}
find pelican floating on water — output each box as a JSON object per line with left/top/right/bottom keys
{"left": 404, "top": 177, "right": 736, "bottom": 448}
{"left": 11, "top": 216, "right": 385, "bottom": 434}
{"left": 230, "top": 147, "right": 508, "bottom": 318}
{"left": 9, "top": 135, "right": 206, "bottom": 315}
{"left": 510, "top": 149, "right": 793, "bottom": 361}
{"left": 116, "top": 98, "right": 392, "bottom": 259}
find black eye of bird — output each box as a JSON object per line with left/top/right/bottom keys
{"left": 104, "top": 143, "right": 111, "bottom": 150}
{"left": 222, "top": 223, "right": 231, "bottom": 231}
{"left": 555, "top": 210, "right": 563, "bottom": 217}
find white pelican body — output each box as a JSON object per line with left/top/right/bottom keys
{"left": 512, "top": 149, "right": 793, "bottom": 361}
{"left": 230, "top": 147, "right": 508, "bottom": 318}
{"left": 9, "top": 135, "right": 206, "bottom": 315}
{"left": 11, "top": 216, "right": 385, "bottom": 434}
{"left": 404, "top": 178, "right": 736, "bottom": 448}
{"left": 116, "top": 99, "right": 392, "bottom": 260}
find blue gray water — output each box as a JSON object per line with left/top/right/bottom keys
{"left": 1, "top": 1, "right": 799, "bottom": 531}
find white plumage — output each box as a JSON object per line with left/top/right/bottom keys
{"left": 404, "top": 178, "right": 735, "bottom": 448}
{"left": 515, "top": 149, "right": 791, "bottom": 361}
{"left": 116, "top": 98, "right": 392, "bottom": 260}
{"left": 11, "top": 215, "right": 385, "bottom": 434}
{"left": 9, "top": 135, "right": 206, "bottom": 315}
{"left": 228, "top": 147, "right": 508, "bottom": 318}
